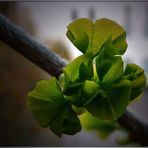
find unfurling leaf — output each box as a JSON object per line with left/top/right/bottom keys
{"left": 124, "top": 63, "right": 146, "bottom": 101}
{"left": 82, "top": 80, "right": 100, "bottom": 99}
{"left": 80, "top": 112, "right": 119, "bottom": 139}
{"left": 63, "top": 54, "right": 93, "bottom": 95}
{"left": 63, "top": 54, "right": 93, "bottom": 83}
{"left": 67, "top": 18, "right": 93, "bottom": 53}
{"left": 85, "top": 80, "right": 132, "bottom": 120}
{"left": 28, "top": 78, "right": 81, "bottom": 137}
{"left": 95, "top": 39, "right": 124, "bottom": 84}
{"left": 64, "top": 92, "right": 85, "bottom": 107}
{"left": 67, "top": 18, "right": 127, "bottom": 56}
{"left": 102, "top": 57, "right": 123, "bottom": 85}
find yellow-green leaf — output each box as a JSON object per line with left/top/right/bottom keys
{"left": 67, "top": 18, "right": 93, "bottom": 53}
{"left": 85, "top": 80, "right": 131, "bottom": 120}
{"left": 87, "top": 18, "right": 127, "bottom": 56}
{"left": 124, "top": 63, "right": 146, "bottom": 101}
{"left": 64, "top": 54, "right": 93, "bottom": 82}
{"left": 67, "top": 18, "right": 127, "bottom": 56}
{"left": 28, "top": 77, "right": 81, "bottom": 137}
{"left": 80, "top": 112, "right": 118, "bottom": 139}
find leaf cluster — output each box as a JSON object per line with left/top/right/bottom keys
{"left": 28, "top": 18, "right": 146, "bottom": 137}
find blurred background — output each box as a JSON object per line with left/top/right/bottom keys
{"left": 0, "top": 1, "right": 148, "bottom": 146}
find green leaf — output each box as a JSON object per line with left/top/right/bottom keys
{"left": 85, "top": 79, "right": 131, "bottom": 120}
{"left": 60, "top": 71, "right": 83, "bottom": 95}
{"left": 72, "top": 105, "right": 86, "bottom": 115}
{"left": 124, "top": 63, "right": 146, "bottom": 101}
{"left": 63, "top": 54, "right": 93, "bottom": 95}
{"left": 28, "top": 77, "right": 81, "bottom": 137}
{"left": 66, "top": 18, "right": 93, "bottom": 53}
{"left": 64, "top": 80, "right": 99, "bottom": 107}
{"left": 87, "top": 18, "right": 127, "bottom": 56}
{"left": 80, "top": 112, "right": 118, "bottom": 139}
{"left": 82, "top": 80, "right": 100, "bottom": 100}
{"left": 59, "top": 73, "right": 65, "bottom": 89}
{"left": 124, "top": 63, "right": 144, "bottom": 76}
{"left": 131, "top": 74, "right": 146, "bottom": 89}
{"left": 64, "top": 92, "right": 85, "bottom": 107}
{"left": 79, "top": 61, "right": 93, "bottom": 81}
{"left": 105, "top": 79, "right": 132, "bottom": 119}
{"left": 49, "top": 101, "right": 82, "bottom": 136}
{"left": 96, "top": 48, "right": 124, "bottom": 86}
{"left": 92, "top": 64, "right": 99, "bottom": 81}
{"left": 64, "top": 54, "right": 93, "bottom": 82}
{"left": 95, "top": 39, "right": 124, "bottom": 82}
{"left": 130, "top": 88, "right": 143, "bottom": 101}
{"left": 67, "top": 18, "right": 127, "bottom": 56}
{"left": 28, "top": 78, "right": 64, "bottom": 127}
{"left": 102, "top": 57, "right": 123, "bottom": 85}
{"left": 63, "top": 81, "right": 83, "bottom": 95}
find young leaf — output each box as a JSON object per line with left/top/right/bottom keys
{"left": 72, "top": 105, "right": 86, "bottom": 115}
{"left": 102, "top": 57, "right": 123, "bottom": 85}
{"left": 28, "top": 78, "right": 64, "bottom": 127}
{"left": 28, "top": 77, "right": 81, "bottom": 137}
{"left": 82, "top": 80, "right": 100, "bottom": 99}
{"left": 96, "top": 47, "right": 124, "bottom": 86}
{"left": 64, "top": 92, "right": 85, "bottom": 107}
{"left": 80, "top": 112, "right": 119, "bottom": 139}
{"left": 64, "top": 80, "right": 99, "bottom": 107}
{"left": 86, "top": 18, "right": 127, "bottom": 56}
{"left": 95, "top": 43, "right": 118, "bottom": 80}
{"left": 63, "top": 54, "right": 93, "bottom": 82}
{"left": 63, "top": 54, "right": 93, "bottom": 95}
{"left": 61, "top": 70, "right": 83, "bottom": 95}
{"left": 67, "top": 18, "right": 127, "bottom": 57}
{"left": 49, "top": 101, "right": 82, "bottom": 136}
{"left": 66, "top": 18, "right": 93, "bottom": 53}
{"left": 124, "top": 63, "right": 146, "bottom": 101}
{"left": 63, "top": 80, "right": 83, "bottom": 95}
{"left": 85, "top": 79, "right": 131, "bottom": 120}
{"left": 124, "top": 63, "right": 144, "bottom": 76}
{"left": 105, "top": 79, "right": 132, "bottom": 119}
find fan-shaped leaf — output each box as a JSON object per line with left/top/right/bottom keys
{"left": 124, "top": 63, "right": 146, "bottom": 101}
{"left": 28, "top": 78, "right": 81, "bottom": 137}
{"left": 85, "top": 80, "right": 131, "bottom": 120}
{"left": 67, "top": 18, "right": 127, "bottom": 57}
{"left": 66, "top": 18, "right": 93, "bottom": 53}
{"left": 80, "top": 112, "right": 118, "bottom": 139}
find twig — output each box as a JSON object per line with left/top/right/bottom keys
{"left": 117, "top": 110, "right": 148, "bottom": 146}
{"left": 0, "top": 14, "right": 148, "bottom": 146}
{"left": 0, "top": 14, "right": 68, "bottom": 78}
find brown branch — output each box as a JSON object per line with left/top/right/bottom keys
{"left": 0, "top": 14, "right": 68, "bottom": 78}
{"left": 117, "top": 110, "right": 148, "bottom": 146}
{"left": 0, "top": 14, "right": 148, "bottom": 146}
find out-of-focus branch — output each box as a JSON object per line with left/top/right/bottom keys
{"left": 117, "top": 110, "right": 148, "bottom": 146}
{"left": 0, "top": 14, "right": 68, "bottom": 78}
{"left": 0, "top": 14, "right": 148, "bottom": 146}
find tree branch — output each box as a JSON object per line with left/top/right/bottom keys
{"left": 0, "top": 14, "right": 68, "bottom": 78}
{"left": 117, "top": 110, "right": 148, "bottom": 146}
{"left": 0, "top": 14, "right": 148, "bottom": 146}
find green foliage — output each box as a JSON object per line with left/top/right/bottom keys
{"left": 80, "top": 112, "right": 119, "bottom": 139}
{"left": 124, "top": 63, "right": 146, "bottom": 101}
{"left": 28, "top": 78, "right": 81, "bottom": 137}
{"left": 28, "top": 18, "right": 146, "bottom": 137}
{"left": 67, "top": 18, "right": 127, "bottom": 56}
